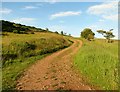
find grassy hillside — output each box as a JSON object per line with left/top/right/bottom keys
{"left": 2, "top": 32, "right": 73, "bottom": 90}
{"left": 74, "top": 39, "right": 118, "bottom": 90}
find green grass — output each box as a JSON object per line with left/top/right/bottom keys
{"left": 2, "top": 32, "right": 72, "bottom": 64}
{"left": 74, "top": 39, "right": 118, "bottom": 90}
{"left": 2, "top": 32, "right": 72, "bottom": 90}
{"left": 2, "top": 55, "right": 46, "bottom": 90}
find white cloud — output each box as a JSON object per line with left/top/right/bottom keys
{"left": 87, "top": 2, "right": 118, "bottom": 21}
{"left": 44, "top": 0, "right": 57, "bottom": 4}
{"left": 103, "top": 14, "right": 118, "bottom": 21}
{"left": 12, "top": 18, "right": 36, "bottom": 24}
{"left": 50, "top": 11, "right": 81, "bottom": 20}
{"left": 0, "top": 8, "right": 12, "bottom": 14}
{"left": 87, "top": 2, "right": 117, "bottom": 15}
{"left": 59, "top": 20, "right": 65, "bottom": 23}
{"left": 23, "top": 6, "right": 38, "bottom": 10}
{"left": 98, "top": 19, "right": 104, "bottom": 22}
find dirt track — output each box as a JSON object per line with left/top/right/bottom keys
{"left": 16, "top": 39, "right": 93, "bottom": 90}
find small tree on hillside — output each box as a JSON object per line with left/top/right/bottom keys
{"left": 46, "top": 28, "right": 49, "bottom": 31}
{"left": 55, "top": 31, "right": 59, "bottom": 34}
{"left": 97, "top": 30, "right": 106, "bottom": 35}
{"left": 81, "top": 28, "right": 95, "bottom": 40}
{"left": 64, "top": 32, "right": 67, "bottom": 35}
{"left": 87, "top": 34, "right": 94, "bottom": 41}
{"left": 69, "top": 34, "right": 71, "bottom": 37}
{"left": 13, "top": 30, "right": 18, "bottom": 33}
{"left": 61, "top": 31, "right": 64, "bottom": 35}
{"left": 97, "top": 29, "right": 115, "bottom": 43}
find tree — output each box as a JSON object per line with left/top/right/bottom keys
{"left": 69, "top": 34, "right": 71, "bottom": 37}
{"left": 64, "top": 32, "right": 67, "bottom": 35}
{"left": 97, "top": 29, "right": 115, "bottom": 43}
{"left": 81, "top": 28, "right": 95, "bottom": 40}
{"left": 61, "top": 31, "right": 64, "bottom": 35}
{"left": 46, "top": 28, "right": 49, "bottom": 31}
{"left": 97, "top": 30, "right": 106, "bottom": 35}
{"left": 13, "top": 30, "right": 18, "bottom": 33}
{"left": 87, "top": 34, "right": 94, "bottom": 41}
{"left": 55, "top": 31, "right": 59, "bottom": 34}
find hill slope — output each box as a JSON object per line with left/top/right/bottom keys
{"left": 2, "top": 32, "right": 73, "bottom": 90}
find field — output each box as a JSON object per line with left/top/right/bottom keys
{"left": 74, "top": 39, "right": 119, "bottom": 90}
{"left": 1, "top": 32, "right": 119, "bottom": 90}
{"left": 2, "top": 32, "right": 72, "bottom": 90}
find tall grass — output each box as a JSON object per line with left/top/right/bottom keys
{"left": 74, "top": 39, "right": 118, "bottom": 90}
{"left": 2, "top": 32, "right": 72, "bottom": 66}
{"left": 2, "top": 32, "right": 72, "bottom": 90}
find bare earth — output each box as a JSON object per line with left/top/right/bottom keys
{"left": 16, "top": 39, "right": 93, "bottom": 90}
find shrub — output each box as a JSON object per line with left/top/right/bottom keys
{"left": 19, "top": 42, "right": 36, "bottom": 54}
{"left": 55, "top": 31, "right": 59, "bottom": 34}
{"left": 30, "top": 31, "right": 34, "bottom": 34}
{"left": 13, "top": 30, "right": 18, "bottom": 33}
{"left": 81, "top": 28, "right": 95, "bottom": 40}
{"left": 20, "top": 31, "right": 27, "bottom": 34}
{"left": 2, "top": 32, "right": 8, "bottom": 36}
{"left": 2, "top": 54, "right": 17, "bottom": 66}
{"left": 97, "top": 29, "right": 115, "bottom": 43}
{"left": 87, "top": 34, "right": 94, "bottom": 41}
{"left": 61, "top": 31, "right": 64, "bottom": 35}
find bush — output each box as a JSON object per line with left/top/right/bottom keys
{"left": 22, "top": 50, "right": 36, "bottom": 57}
{"left": 2, "top": 32, "right": 8, "bottom": 36}
{"left": 55, "top": 31, "right": 59, "bottom": 34}
{"left": 31, "top": 31, "right": 34, "bottom": 34}
{"left": 87, "top": 34, "right": 94, "bottom": 41}
{"left": 13, "top": 30, "right": 27, "bottom": 34}
{"left": 19, "top": 42, "right": 36, "bottom": 54}
{"left": 2, "top": 42, "right": 37, "bottom": 63}
{"left": 13, "top": 30, "right": 18, "bottom": 33}
{"left": 20, "top": 31, "right": 27, "bottom": 34}
{"left": 2, "top": 54, "right": 17, "bottom": 66}
{"left": 81, "top": 28, "right": 95, "bottom": 40}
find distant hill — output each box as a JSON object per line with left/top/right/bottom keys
{"left": 0, "top": 20, "right": 52, "bottom": 34}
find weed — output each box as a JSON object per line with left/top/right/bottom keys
{"left": 60, "top": 81, "right": 66, "bottom": 84}
{"left": 52, "top": 84, "right": 58, "bottom": 87}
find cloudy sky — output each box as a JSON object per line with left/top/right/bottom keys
{"left": 1, "top": 1, "right": 118, "bottom": 39}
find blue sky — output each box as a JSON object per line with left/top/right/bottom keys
{"left": 1, "top": 1, "right": 118, "bottom": 39}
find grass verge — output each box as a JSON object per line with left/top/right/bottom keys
{"left": 74, "top": 39, "right": 118, "bottom": 90}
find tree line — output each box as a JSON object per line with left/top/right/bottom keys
{"left": 81, "top": 28, "right": 115, "bottom": 43}
{"left": 1, "top": 20, "right": 52, "bottom": 34}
